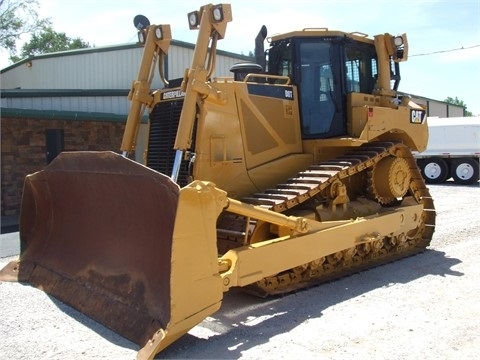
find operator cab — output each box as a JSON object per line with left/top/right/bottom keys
{"left": 266, "top": 31, "right": 378, "bottom": 139}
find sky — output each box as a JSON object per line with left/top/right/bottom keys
{"left": 1, "top": 0, "right": 479, "bottom": 114}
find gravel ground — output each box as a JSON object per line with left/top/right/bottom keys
{"left": 1, "top": 183, "right": 479, "bottom": 360}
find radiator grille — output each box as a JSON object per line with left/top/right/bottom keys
{"left": 146, "top": 99, "right": 191, "bottom": 187}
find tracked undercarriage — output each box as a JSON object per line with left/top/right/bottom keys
{"left": 217, "top": 142, "right": 436, "bottom": 296}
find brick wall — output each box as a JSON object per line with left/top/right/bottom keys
{"left": 1, "top": 116, "right": 126, "bottom": 216}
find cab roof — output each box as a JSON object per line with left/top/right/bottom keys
{"left": 269, "top": 29, "right": 375, "bottom": 44}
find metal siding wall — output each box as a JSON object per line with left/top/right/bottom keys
{"left": 448, "top": 105, "right": 464, "bottom": 117}
{"left": 411, "top": 97, "right": 428, "bottom": 109}
{"left": 3, "top": 96, "right": 130, "bottom": 114}
{"left": 1, "top": 47, "right": 144, "bottom": 90}
{"left": 54, "top": 48, "right": 142, "bottom": 89}
{"left": 1, "top": 43, "right": 248, "bottom": 89}
{"left": 0, "top": 43, "right": 249, "bottom": 114}
{"left": 215, "top": 53, "right": 245, "bottom": 77}
{"left": 165, "top": 46, "right": 248, "bottom": 79}
{"left": 167, "top": 46, "right": 193, "bottom": 80}
{"left": 428, "top": 101, "right": 448, "bottom": 117}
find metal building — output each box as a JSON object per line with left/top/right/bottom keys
{"left": 403, "top": 93, "right": 465, "bottom": 118}
{"left": 1, "top": 40, "right": 252, "bottom": 115}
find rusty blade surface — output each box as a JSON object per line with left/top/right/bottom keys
{"left": 14, "top": 151, "right": 179, "bottom": 347}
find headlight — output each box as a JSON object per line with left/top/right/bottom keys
{"left": 137, "top": 31, "right": 146, "bottom": 44}
{"left": 393, "top": 36, "right": 403, "bottom": 47}
{"left": 212, "top": 5, "right": 224, "bottom": 22}
{"left": 155, "top": 26, "right": 162, "bottom": 39}
{"left": 188, "top": 11, "right": 199, "bottom": 28}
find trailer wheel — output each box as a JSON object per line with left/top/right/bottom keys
{"left": 452, "top": 158, "right": 479, "bottom": 185}
{"left": 420, "top": 157, "right": 449, "bottom": 183}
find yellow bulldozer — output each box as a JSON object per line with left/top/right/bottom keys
{"left": 0, "top": 3, "right": 435, "bottom": 359}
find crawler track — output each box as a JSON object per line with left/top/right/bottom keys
{"left": 217, "top": 142, "right": 436, "bottom": 296}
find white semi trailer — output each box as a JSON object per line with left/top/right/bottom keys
{"left": 415, "top": 116, "right": 480, "bottom": 185}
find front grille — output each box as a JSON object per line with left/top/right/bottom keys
{"left": 146, "top": 99, "right": 191, "bottom": 187}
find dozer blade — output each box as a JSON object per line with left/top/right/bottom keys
{"left": 0, "top": 151, "right": 224, "bottom": 359}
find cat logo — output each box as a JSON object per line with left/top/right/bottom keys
{"left": 162, "top": 89, "right": 185, "bottom": 100}
{"left": 410, "top": 109, "right": 426, "bottom": 124}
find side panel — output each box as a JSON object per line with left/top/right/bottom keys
{"left": 192, "top": 81, "right": 256, "bottom": 198}
{"left": 236, "top": 83, "right": 303, "bottom": 169}
{"left": 192, "top": 81, "right": 308, "bottom": 198}
{"left": 347, "top": 93, "right": 428, "bottom": 152}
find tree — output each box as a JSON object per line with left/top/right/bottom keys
{"left": 444, "top": 96, "right": 473, "bottom": 116}
{"left": 0, "top": 0, "right": 50, "bottom": 54}
{"left": 10, "top": 25, "right": 90, "bottom": 62}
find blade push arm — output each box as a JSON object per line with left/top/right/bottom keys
{"left": 171, "top": 4, "right": 232, "bottom": 181}
{"left": 121, "top": 24, "right": 172, "bottom": 156}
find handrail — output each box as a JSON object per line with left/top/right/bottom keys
{"left": 244, "top": 73, "right": 291, "bottom": 85}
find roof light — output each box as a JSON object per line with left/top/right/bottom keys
{"left": 188, "top": 11, "right": 199, "bottom": 29}
{"left": 212, "top": 5, "right": 224, "bottom": 22}
{"left": 155, "top": 26, "right": 163, "bottom": 39}
{"left": 393, "top": 36, "right": 403, "bottom": 47}
{"left": 137, "top": 30, "right": 146, "bottom": 44}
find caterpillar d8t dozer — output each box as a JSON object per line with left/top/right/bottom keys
{"left": 0, "top": 3, "right": 436, "bottom": 359}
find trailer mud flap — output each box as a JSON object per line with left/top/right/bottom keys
{"left": 0, "top": 152, "right": 224, "bottom": 359}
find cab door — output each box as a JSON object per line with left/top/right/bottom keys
{"left": 297, "top": 40, "right": 345, "bottom": 138}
